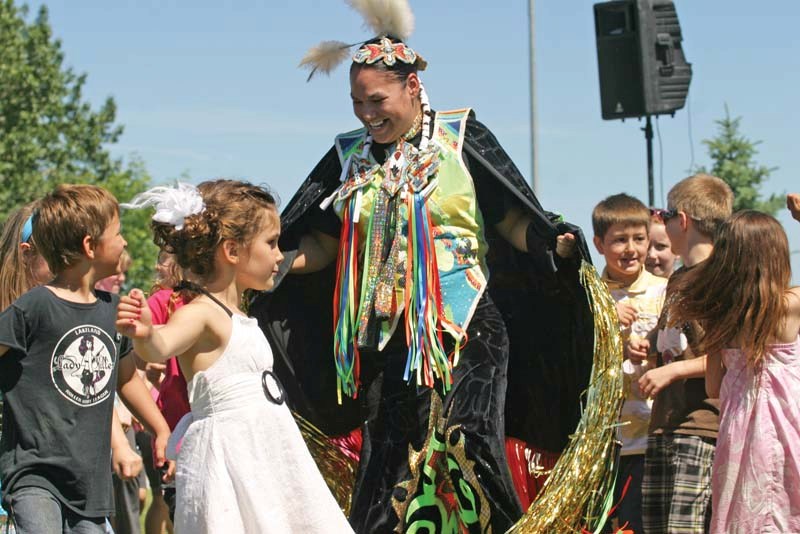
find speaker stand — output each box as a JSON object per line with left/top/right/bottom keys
{"left": 642, "top": 115, "right": 655, "bottom": 206}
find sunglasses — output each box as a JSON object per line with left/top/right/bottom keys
{"left": 650, "top": 207, "right": 678, "bottom": 221}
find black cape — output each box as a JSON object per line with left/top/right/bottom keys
{"left": 251, "top": 113, "right": 595, "bottom": 453}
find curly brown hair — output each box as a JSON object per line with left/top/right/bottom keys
{"left": 152, "top": 180, "right": 277, "bottom": 281}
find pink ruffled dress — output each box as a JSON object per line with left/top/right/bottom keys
{"left": 712, "top": 336, "right": 800, "bottom": 534}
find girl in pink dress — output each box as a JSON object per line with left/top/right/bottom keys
{"left": 662, "top": 207, "right": 800, "bottom": 534}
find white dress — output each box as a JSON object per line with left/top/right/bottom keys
{"left": 171, "top": 314, "right": 354, "bottom": 533}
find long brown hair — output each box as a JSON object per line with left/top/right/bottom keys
{"left": 0, "top": 202, "right": 39, "bottom": 311}
{"left": 664, "top": 210, "right": 791, "bottom": 368}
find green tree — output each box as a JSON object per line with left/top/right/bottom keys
{"left": 696, "top": 105, "right": 783, "bottom": 214}
{"left": 0, "top": 1, "right": 157, "bottom": 288}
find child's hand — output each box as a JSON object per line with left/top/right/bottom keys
{"left": 788, "top": 193, "right": 800, "bottom": 222}
{"left": 161, "top": 460, "right": 176, "bottom": 484}
{"left": 111, "top": 441, "right": 143, "bottom": 480}
{"left": 555, "top": 232, "right": 577, "bottom": 258}
{"left": 152, "top": 429, "right": 176, "bottom": 482}
{"left": 144, "top": 362, "right": 167, "bottom": 386}
{"left": 638, "top": 365, "right": 675, "bottom": 398}
{"left": 626, "top": 338, "right": 650, "bottom": 364}
{"left": 616, "top": 302, "right": 637, "bottom": 327}
{"left": 116, "top": 289, "right": 153, "bottom": 339}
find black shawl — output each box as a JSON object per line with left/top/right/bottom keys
{"left": 250, "top": 112, "right": 594, "bottom": 452}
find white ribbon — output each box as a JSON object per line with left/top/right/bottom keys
{"left": 122, "top": 182, "right": 205, "bottom": 230}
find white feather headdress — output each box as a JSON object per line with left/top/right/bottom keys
{"left": 347, "top": 0, "right": 414, "bottom": 41}
{"left": 299, "top": 0, "right": 417, "bottom": 81}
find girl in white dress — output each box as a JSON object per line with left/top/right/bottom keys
{"left": 116, "top": 180, "right": 353, "bottom": 533}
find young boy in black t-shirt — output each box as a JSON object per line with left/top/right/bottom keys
{"left": 0, "top": 185, "right": 172, "bottom": 534}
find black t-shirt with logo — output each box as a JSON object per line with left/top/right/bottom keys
{"left": 0, "top": 286, "right": 132, "bottom": 517}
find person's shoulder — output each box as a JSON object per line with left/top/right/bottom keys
{"left": 11, "top": 285, "right": 52, "bottom": 309}
{"left": 786, "top": 286, "right": 800, "bottom": 318}
{"left": 335, "top": 125, "right": 367, "bottom": 138}
{"left": 170, "top": 297, "right": 215, "bottom": 321}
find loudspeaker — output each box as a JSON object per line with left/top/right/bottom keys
{"left": 594, "top": 0, "right": 692, "bottom": 120}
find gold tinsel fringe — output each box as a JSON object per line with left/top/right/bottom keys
{"left": 507, "top": 260, "right": 625, "bottom": 533}
{"left": 293, "top": 412, "right": 358, "bottom": 517}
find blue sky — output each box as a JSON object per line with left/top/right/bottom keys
{"left": 28, "top": 0, "right": 800, "bottom": 278}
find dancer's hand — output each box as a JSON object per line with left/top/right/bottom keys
{"left": 116, "top": 289, "right": 153, "bottom": 339}
{"left": 555, "top": 232, "right": 576, "bottom": 258}
{"left": 787, "top": 193, "right": 800, "bottom": 222}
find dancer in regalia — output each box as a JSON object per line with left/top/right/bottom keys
{"left": 252, "top": 1, "right": 600, "bottom": 532}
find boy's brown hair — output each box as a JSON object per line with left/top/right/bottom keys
{"left": 667, "top": 173, "right": 734, "bottom": 238}
{"left": 592, "top": 193, "right": 650, "bottom": 239}
{"left": 33, "top": 184, "right": 120, "bottom": 275}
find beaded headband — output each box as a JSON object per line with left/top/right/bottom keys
{"left": 352, "top": 37, "right": 417, "bottom": 67}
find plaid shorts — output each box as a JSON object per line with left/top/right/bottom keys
{"left": 642, "top": 433, "right": 715, "bottom": 534}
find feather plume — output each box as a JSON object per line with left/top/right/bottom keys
{"left": 346, "top": 0, "right": 415, "bottom": 41}
{"left": 299, "top": 40, "right": 353, "bottom": 81}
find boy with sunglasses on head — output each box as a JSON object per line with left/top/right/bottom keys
{"left": 646, "top": 209, "right": 680, "bottom": 279}
{"left": 592, "top": 193, "right": 668, "bottom": 534}
{"left": 638, "top": 173, "right": 734, "bottom": 534}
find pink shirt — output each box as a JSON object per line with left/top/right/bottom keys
{"left": 147, "top": 288, "right": 191, "bottom": 431}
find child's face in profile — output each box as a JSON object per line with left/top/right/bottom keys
{"left": 646, "top": 222, "right": 678, "bottom": 278}
{"left": 92, "top": 213, "right": 128, "bottom": 280}
{"left": 594, "top": 222, "right": 649, "bottom": 285}
{"left": 236, "top": 209, "right": 284, "bottom": 291}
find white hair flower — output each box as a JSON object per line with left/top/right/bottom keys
{"left": 122, "top": 182, "right": 205, "bottom": 230}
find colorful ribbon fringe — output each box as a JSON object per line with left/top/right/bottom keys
{"left": 333, "top": 195, "right": 361, "bottom": 401}
{"left": 403, "top": 190, "right": 458, "bottom": 390}
{"left": 333, "top": 184, "right": 462, "bottom": 400}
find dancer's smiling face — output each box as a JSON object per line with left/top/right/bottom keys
{"left": 350, "top": 67, "right": 420, "bottom": 144}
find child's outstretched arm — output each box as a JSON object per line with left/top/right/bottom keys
{"left": 788, "top": 193, "right": 800, "bottom": 222}
{"left": 117, "top": 355, "right": 174, "bottom": 479}
{"left": 117, "top": 288, "right": 206, "bottom": 364}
